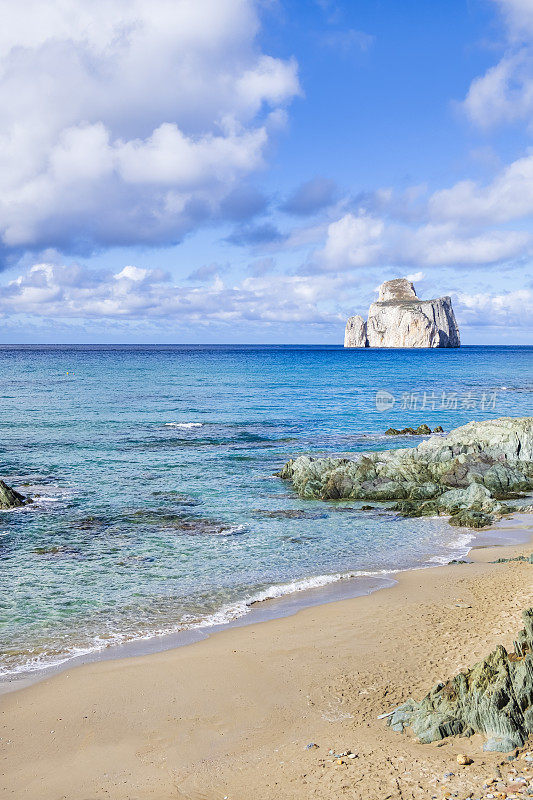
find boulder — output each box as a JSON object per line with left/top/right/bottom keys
{"left": 387, "top": 608, "right": 533, "bottom": 752}
{"left": 277, "top": 417, "right": 533, "bottom": 528}
{"left": 385, "top": 424, "right": 432, "bottom": 436}
{"left": 0, "top": 479, "right": 28, "bottom": 509}
{"left": 344, "top": 278, "right": 460, "bottom": 348}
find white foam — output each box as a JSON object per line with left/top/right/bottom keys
{"left": 34, "top": 496, "right": 60, "bottom": 503}
{"left": 1, "top": 568, "right": 399, "bottom": 679}
{"left": 164, "top": 422, "right": 203, "bottom": 429}
{"left": 179, "top": 569, "right": 397, "bottom": 630}
{"left": 217, "top": 524, "right": 247, "bottom": 536}
{"left": 1, "top": 526, "right": 488, "bottom": 681}
{"left": 427, "top": 531, "right": 475, "bottom": 565}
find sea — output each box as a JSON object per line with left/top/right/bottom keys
{"left": 1, "top": 344, "right": 532, "bottom": 683}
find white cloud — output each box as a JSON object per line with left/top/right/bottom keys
{"left": 463, "top": 51, "right": 533, "bottom": 128}
{"left": 3, "top": 260, "right": 531, "bottom": 335}
{"left": 320, "top": 213, "right": 385, "bottom": 267}
{"left": 494, "top": 0, "right": 533, "bottom": 39}
{"left": 456, "top": 288, "right": 533, "bottom": 327}
{"left": 0, "top": 262, "right": 347, "bottom": 327}
{"left": 429, "top": 152, "right": 533, "bottom": 223}
{"left": 314, "top": 211, "right": 531, "bottom": 270}
{"left": 0, "top": 0, "right": 300, "bottom": 255}
{"left": 463, "top": 0, "right": 533, "bottom": 128}
{"left": 400, "top": 223, "right": 531, "bottom": 266}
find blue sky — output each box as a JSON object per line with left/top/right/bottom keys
{"left": 0, "top": 0, "right": 532, "bottom": 343}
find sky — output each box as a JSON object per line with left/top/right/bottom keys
{"left": 0, "top": 0, "right": 532, "bottom": 344}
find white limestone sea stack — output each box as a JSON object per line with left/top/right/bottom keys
{"left": 344, "top": 278, "right": 460, "bottom": 348}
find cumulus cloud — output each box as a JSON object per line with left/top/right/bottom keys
{"left": 463, "top": 0, "right": 533, "bottom": 127}
{"left": 314, "top": 211, "right": 531, "bottom": 271}
{"left": 429, "top": 152, "right": 533, "bottom": 223}
{"left": 4, "top": 260, "right": 531, "bottom": 336}
{"left": 455, "top": 288, "right": 533, "bottom": 327}
{"left": 0, "top": 261, "right": 346, "bottom": 328}
{"left": 0, "top": 0, "right": 300, "bottom": 259}
{"left": 320, "top": 213, "right": 385, "bottom": 268}
{"left": 405, "top": 271, "right": 425, "bottom": 283}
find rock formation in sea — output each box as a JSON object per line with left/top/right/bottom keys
{"left": 0, "top": 479, "right": 28, "bottom": 509}
{"left": 344, "top": 277, "right": 460, "bottom": 348}
{"left": 277, "top": 416, "right": 533, "bottom": 528}
{"left": 387, "top": 607, "right": 533, "bottom": 752}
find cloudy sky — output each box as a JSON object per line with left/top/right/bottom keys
{"left": 0, "top": 0, "right": 532, "bottom": 343}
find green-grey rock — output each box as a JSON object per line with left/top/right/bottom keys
{"left": 448, "top": 509, "right": 493, "bottom": 528}
{"left": 278, "top": 417, "right": 533, "bottom": 528}
{"left": 0, "top": 479, "right": 27, "bottom": 509}
{"left": 491, "top": 553, "right": 533, "bottom": 564}
{"left": 387, "top": 608, "right": 533, "bottom": 752}
{"left": 385, "top": 424, "right": 432, "bottom": 436}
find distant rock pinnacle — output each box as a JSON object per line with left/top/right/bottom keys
{"left": 344, "top": 278, "right": 460, "bottom": 348}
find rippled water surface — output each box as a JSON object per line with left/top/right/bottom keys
{"left": 1, "top": 344, "right": 532, "bottom": 677}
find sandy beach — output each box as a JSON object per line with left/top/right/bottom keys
{"left": 1, "top": 517, "right": 532, "bottom": 800}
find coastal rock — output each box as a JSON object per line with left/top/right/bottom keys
{"left": 387, "top": 608, "right": 533, "bottom": 752}
{"left": 277, "top": 417, "right": 533, "bottom": 528}
{"left": 0, "top": 479, "right": 28, "bottom": 509}
{"left": 344, "top": 315, "right": 367, "bottom": 348}
{"left": 385, "top": 424, "right": 432, "bottom": 436}
{"left": 344, "top": 278, "right": 460, "bottom": 348}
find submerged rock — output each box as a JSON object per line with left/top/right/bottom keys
{"left": 385, "top": 424, "right": 432, "bottom": 436}
{"left": 277, "top": 417, "right": 533, "bottom": 528}
{"left": 254, "top": 509, "right": 329, "bottom": 519}
{"left": 387, "top": 608, "right": 533, "bottom": 752}
{"left": 129, "top": 509, "right": 244, "bottom": 536}
{"left": 344, "top": 278, "right": 460, "bottom": 348}
{"left": 0, "top": 479, "right": 28, "bottom": 509}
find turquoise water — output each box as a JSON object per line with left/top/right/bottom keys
{"left": 1, "top": 345, "right": 532, "bottom": 678}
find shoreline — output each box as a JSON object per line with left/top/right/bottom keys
{"left": 2, "top": 510, "right": 532, "bottom": 696}
{"left": 2, "top": 514, "right": 533, "bottom": 799}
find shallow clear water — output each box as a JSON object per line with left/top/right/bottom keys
{"left": 0, "top": 344, "right": 531, "bottom": 677}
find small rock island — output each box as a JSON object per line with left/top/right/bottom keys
{"left": 344, "top": 277, "right": 460, "bottom": 348}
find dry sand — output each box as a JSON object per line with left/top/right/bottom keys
{"left": 2, "top": 521, "right": 533, "bottom": 800}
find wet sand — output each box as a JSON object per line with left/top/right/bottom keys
{"left": 2, "top": 519, "right": 533, "bottom": 800}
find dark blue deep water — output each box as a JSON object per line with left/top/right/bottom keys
{"left": 0, "top": 345, "right": 531, "bottom": 677}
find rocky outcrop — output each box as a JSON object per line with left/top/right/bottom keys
{"left": 344, "top": 278, "right": 460, "bottom": 348}
{"left": 344, "top": 315, "right": 367, "bottom": 348}
{"left": 277, "top": 417, "right": 533, "bottom": 528}
{"left": 0, "top": 479, "right": 28, "bottom": 509}
{"left": 387, "top": 608, "right": 533, "bottom": 752}
{"left": 385, "top": 424, "right": 440, "bottom": 435}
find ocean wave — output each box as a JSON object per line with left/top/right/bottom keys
{"left": 0, "top": 524, "right": 493, "bottom": 681}
{"left": 0, "top": 568, "right": 398, "bottom": 679}
{"left": 426, "top": 531, "right": 475, "bottom": 564}
{"left": 164, "top": 422, "right": 203, "bottom": 428}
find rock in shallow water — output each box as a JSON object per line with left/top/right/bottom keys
{"left": 277, "top": 417, "right": 533, "bottom": 528}
{"left": 0, "top": 479, "right": 28, "bottom": 509}
{"left": 387, "top": 609, "right": 533, "bottom": 753}
{"left": 385, "top": 424, "right": 433, "bottom": 436}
